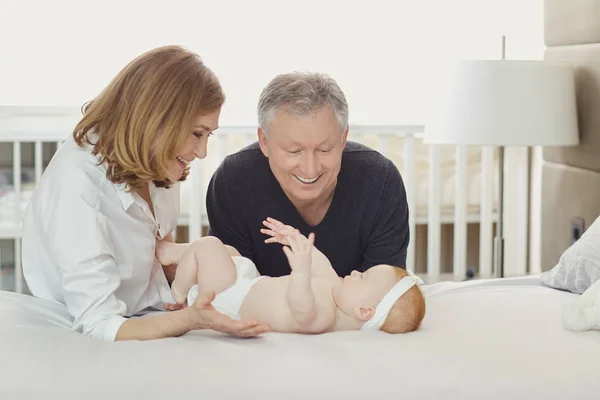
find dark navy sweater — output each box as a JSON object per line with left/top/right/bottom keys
{"left": 206, "top": 141, "right": 409, "bottom": 277}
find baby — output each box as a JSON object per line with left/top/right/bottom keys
{"left": 156, "top": 218, "right": 426, "bottom": 334}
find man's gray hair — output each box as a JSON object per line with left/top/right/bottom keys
{"left": 257, "top": 72, "right": 349, "bottom": 133}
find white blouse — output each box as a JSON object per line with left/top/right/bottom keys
{"left": 22, "top": 135, "right": 179, "bottom": 342}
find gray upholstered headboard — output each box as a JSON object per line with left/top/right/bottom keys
{"left": 536, "top": 0, "right": 600, "bottom": 271}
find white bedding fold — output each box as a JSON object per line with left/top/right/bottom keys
{"left": 562, "top": 278, "right": 600, "bottom": 331}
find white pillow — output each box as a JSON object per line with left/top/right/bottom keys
{"left": 540, "top": 215, "right": 600, "bottom": 294}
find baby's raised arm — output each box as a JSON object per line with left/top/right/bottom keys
{"left": 281, "top": 231, "right": 336, "bottom": 333}
{"left": 261, "top": 218, "right": 339, "bottom": 281}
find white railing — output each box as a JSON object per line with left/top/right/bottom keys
{"left": 0, "top": 106, "right": 530, "bottom": 293}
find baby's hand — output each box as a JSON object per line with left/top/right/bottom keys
{"left": 282, "top": 230, "right": 315, "bottom": 273}
{"left": 261, "top": 217, "right": 299, "bottom": 245}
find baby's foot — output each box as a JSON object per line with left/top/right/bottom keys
{"left": 171, "top": 284, "right": 190, "bottom": 305}
{"left": 155, "top": 240, "right": 178, "bottom": 266}
{"left": 164, "top": 302, "right": 187, "bottom": 311}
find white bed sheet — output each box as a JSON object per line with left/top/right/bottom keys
{"left": 0, "top": 276, "right": 597, "bottom": 400}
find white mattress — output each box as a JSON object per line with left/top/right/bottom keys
{"left": 0, "top": 276, "right": 597, "bottom": 399}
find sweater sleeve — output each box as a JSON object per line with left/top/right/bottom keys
{"left": 206, "top": 159, "right": 254, "bottom": 260}
{"left": 361, "top": 160, "right": 410, "bottom": 270}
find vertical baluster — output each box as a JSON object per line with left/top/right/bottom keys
{"left": 13, "top": 141, "right": 21, "bottom": 222}
{"left": 377, "top": 134, "right": 388, "bottom": 157}
{"left": 13, "top": 141, "right": 23, "bottom": 293}
{"left": 528, "top": 147, "right": 543, "bottom": 275}
{"left": 427, "top": 145, "right": 441, "bottom": 282}
{"left": 218, "top": 134, "right": 228, "bottom": 165}
{"left": 189, "top": 160, "right": 203, "bottom": 241}
{"left": 35, "top": 141, "right": 43, "bottom": 184}
{"left": 454, "top": 145, "right": 468, "bottom": 281}
{"left": 479, "top": 146, "right": 495, "bottom": 278}
{"left": 14, "top": 239, "right": 22, "bottom": 293}
{"left": 403, "top": 134, "right": 416, "bottom": 273}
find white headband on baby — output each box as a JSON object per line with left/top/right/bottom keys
{"left": 361, "top": 269, "right": 423, "bottom": 331}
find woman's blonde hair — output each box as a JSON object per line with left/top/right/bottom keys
{"left": 74, "top": 45, "right": 225, "bottom": 189}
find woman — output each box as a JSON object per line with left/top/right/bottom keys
{"left": 21, "top": 45, "right": 269, "bottom": 341}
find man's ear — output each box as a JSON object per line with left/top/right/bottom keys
{"left": 354, "top": 306, "right": 375, "bottom": 321}
{"left": 258, "top": 127, "right": 269, "bottom": 157}
{"left": 341, "top": 125, "right": 349, "bottom": 148}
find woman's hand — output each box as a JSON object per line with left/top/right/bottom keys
{"left": 188, "top": 291, "right": 270, "bottom": 337}
{"left": 117, "top": 294, "right": 269, "bottom": 341}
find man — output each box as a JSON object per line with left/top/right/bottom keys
{"left": 206, "top": 72, "right": 409, "bottom": 277}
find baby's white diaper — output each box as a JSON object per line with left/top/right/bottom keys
{"left": 187, "top": 256, "right": 263, "bottom": 320}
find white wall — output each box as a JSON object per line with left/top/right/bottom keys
{"left": 0, "top": 0, "right": 543, "bottom": 126}
{"left": 0, "top": 0, "right": 544, "bottom": 282}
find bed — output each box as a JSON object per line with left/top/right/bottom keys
{"left": 2, "top": 1, "right": 600, "bottom": 398}
{"left": 0, "top": 275, "right": 597, "bottom": 399}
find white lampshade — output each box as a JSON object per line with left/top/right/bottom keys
{"left": 424, "top": 60, "right": 579, "bottom": 146}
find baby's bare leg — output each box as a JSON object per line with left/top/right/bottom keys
{"left": 171, "top": 236, "right": 238, "bottom": 304}
{"left": 224, "top": 245, "right": 241, "bottom": 257}
{"left": 156, "top": 240, "right": 190, "bottom": 267}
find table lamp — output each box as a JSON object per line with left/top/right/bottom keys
{"left": 424, "top": 57, "right": 579, "bottom": 278}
